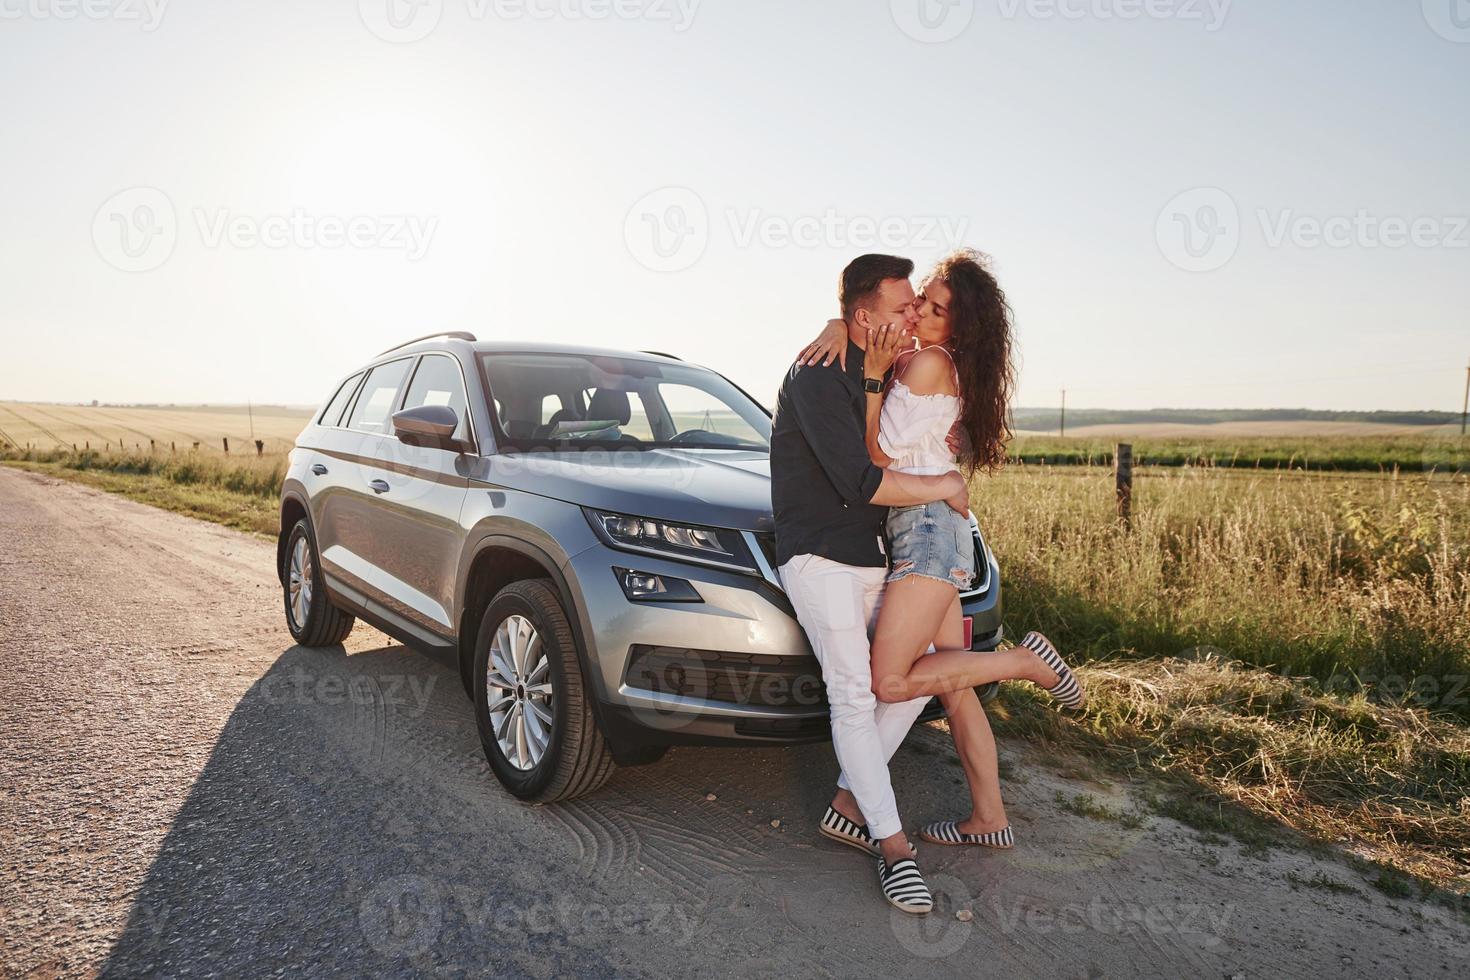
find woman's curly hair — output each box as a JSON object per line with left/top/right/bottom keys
{"left": 931, "top": 249, "right": 1015, "bottom": 474}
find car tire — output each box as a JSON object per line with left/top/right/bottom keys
{"left": 474, "top": 579, "right": 616, "bottom": 802}
{"left": 282, "top": 518, "right": 355, "bottom": 647}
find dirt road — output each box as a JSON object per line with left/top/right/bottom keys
{"left": 1, "top": 465, "right": 1466, "bottom": 978}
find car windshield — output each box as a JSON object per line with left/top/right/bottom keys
{"left": 479, "top": 352, "right": 771, "bottom": 452}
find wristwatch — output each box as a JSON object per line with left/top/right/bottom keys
{"left": 862, "top": 377, "right": 884, "bottom": 394}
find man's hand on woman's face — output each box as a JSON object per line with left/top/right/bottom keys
{"left": 863, "top": 322, "right": 911, "bottom": 380}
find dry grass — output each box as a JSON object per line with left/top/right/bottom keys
{"left": 971, "top": 464, "right": 1470, "bottom": 711}
{"left": 989, "top": 656, "right": 1470, "bottom": 897}
{"left": 0, "top": 401, "right": 310, "bottom": 455}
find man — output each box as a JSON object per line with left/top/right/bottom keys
{"left": 770, "top": 254, "right": 968, "bottom": 915}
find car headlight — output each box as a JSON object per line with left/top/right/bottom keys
{"left": 584, "top": 508, "right": 759, "bottom": 574}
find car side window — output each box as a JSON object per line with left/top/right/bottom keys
{"left": 402, "top": 354, "right": 470, "bottom": 443}
{"left": 345, "top": 358, "right": 413, "bottom": 436}
{"left": 319, "top": 372, "right": 364, "bottom": 428}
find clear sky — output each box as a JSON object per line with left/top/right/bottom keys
{"left": 1, "top": 0, "right": 1466, "bottom": 412}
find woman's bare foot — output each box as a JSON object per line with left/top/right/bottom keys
{"left": 955, "top": 814, "right": 1010, "bottom": 836}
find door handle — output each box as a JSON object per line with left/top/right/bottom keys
{"left": 311, "top": 464, "right": 328, "bottom": 476}
{"left": 369, "top": 479, "right": 391, "bottom": 494}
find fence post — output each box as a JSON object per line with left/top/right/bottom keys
{"left": 192, "top": 441, "right": 200, "bottom": 451}
{"left": 1115, "top": 442, "right": 1133, "bottom": 527}
{"left": 223, "top": 437, "right": 229, "bottom": 454}
{"left": 171, "top": 441, "right": 175, "bottom": 452}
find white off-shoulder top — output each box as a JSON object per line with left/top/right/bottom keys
{"left": 877, "top": 348, "right": 961, "bottom": 476}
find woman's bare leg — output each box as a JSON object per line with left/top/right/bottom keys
{"left": 834, "top": 590, "right": 1012, "bottom": 833}
{"left": 869, "top": 576, "right": 1059, "bottom": 704}
{"left": 930, "top": 594, "right": 1009, "bottom": 832}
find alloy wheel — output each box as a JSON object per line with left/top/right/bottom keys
{"left": 485, "top": 614, "right": 555, "bottom": 771}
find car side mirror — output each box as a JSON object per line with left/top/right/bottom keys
{"left": 392, "top": 404, "right": 463, "bottom": 450}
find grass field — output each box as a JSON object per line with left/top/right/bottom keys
{"left": 0, "top": 401, "right": 312, "bottom": 455}
{"left": 3, "top": 419, "right": 1468, "bottom": 899}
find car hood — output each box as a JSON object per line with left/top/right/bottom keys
{"left": 479, "top": 449, "right": 775, "bottom": 533}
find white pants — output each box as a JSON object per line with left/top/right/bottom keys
{"left": 779, "top": 553, "right": 932, "bottom": 840}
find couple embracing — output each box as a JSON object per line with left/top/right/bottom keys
{"left": 770, "top": 251, "right": 1085, "bottom": 915}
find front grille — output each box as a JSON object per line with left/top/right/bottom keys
{"left": 626, "top": 645, "right": 826, "bottom": 709}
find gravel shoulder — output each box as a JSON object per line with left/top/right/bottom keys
{"left": 1, "top": 465, "right": 1466, "bottom": 978}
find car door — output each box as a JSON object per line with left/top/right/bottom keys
{"left": 310, "top": 357, "right": 426, "bottom": 631}
{"left": 369, "top": 352, "right": 476, "bottom": 640}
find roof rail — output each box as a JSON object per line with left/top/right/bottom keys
{"left": 640, "top": 350, "right": 681, "bottom": 360}
{"left": 378, "top": 331, "right": 478, "bottom": 357}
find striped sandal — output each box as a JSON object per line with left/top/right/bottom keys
{"left": 877, "top": 857, "right": 934, "bottom": 915}
{"left": 1020, "top": 631, "right": 1085, "bottom": 710}
{"left": 919, "top": 821, "right": 1014, "bottom": 848}
{"left": 818, "top": 807, "right": 916, "bottom": 858}
{"left": 819, "top": 805, "right": 879, "bottom": 856}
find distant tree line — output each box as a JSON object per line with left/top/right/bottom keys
{"left": 1012, "top": 408, "right": 1459, "bottom": 429}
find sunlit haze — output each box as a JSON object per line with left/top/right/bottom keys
{"left": 1, "top": 0, "right": 1466, "bottom": 412}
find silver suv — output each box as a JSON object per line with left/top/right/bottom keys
{"left": 279, "top": 333, "right": 1003, "bottom": 801}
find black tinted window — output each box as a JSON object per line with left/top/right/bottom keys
{"left": 402, "top": 354, "right": 469, "bottom": 443}
{"left": 318, "top": 372, "right": 363, "bottom": 427}
{"left": 480, "top": 352, "right": 770, "bottom": 451}
{"left": 345, "top": 359, "right": 413, "bottom": 435}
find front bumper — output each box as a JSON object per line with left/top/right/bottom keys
{"left": 559, "top": 528, "right": 1003, "bottom": 750}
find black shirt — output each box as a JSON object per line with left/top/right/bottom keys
{"left": 771, "top": 340, "right": 888, "bottom": 568}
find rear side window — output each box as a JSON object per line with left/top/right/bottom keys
{"left": 318, "top": 372, "right": 364, "bottom": 427}
{"left": 402, "top": 354, "right": 470, "bottom": 443}
{"left": 345, "top": 359, "right": 413, "bottom": 435}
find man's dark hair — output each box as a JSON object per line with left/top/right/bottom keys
{"left": 839, "top": 254, "right": 914, "bottom": 320}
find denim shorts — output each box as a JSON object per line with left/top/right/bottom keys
{"left": 885, "top": 500, "right": 976, "bottom": 590}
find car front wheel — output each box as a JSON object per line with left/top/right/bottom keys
{"left": 282, "top": 518, "right": 355, "bottom": 647}
{"left": 473, "top": 579, "right": 615, "bottom": 802}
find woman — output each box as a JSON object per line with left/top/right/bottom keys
{"left": 798, "top": 249, "right": 1083, "bottom": 848}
